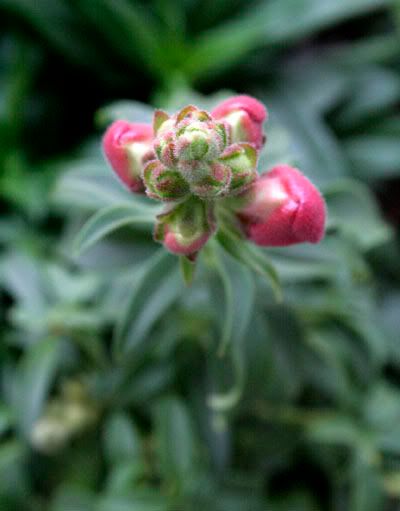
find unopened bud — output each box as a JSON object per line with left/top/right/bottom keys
{"left": 212, "top": 95, "right": 267, "bottom": 149}
{"left": 143, "top": 160, "right": 190, "bottom": 201}
{"left": 154, "top": 198, "right": 216, "bottom": 256}
{"left": 219, "top": 143, "right": 258, "bottom": 193}
{"left": 236, "top": 165, "right": 326, "bottom": 246}
{"left": 103, "top": 120, "right": 154, "bottom": 193}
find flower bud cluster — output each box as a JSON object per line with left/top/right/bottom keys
{"left": 103, "top": 95, "right": 326, "bottom": 257}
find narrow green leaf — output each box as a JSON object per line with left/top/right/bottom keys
{"left": 96, "top": 100, "right": 153, "bottom": 128}
{"left": 344, "top": 136, "right": 400, "bottom": 180}
{"left": 0, "top": 404, "right": 13, "bottom": 436}
{"left": 217, "top": 228, "right": 282, "bottom": 301}
{"left": 207, "top": 244, "right": 255, "bottom": 410}
{"left": 266, "top": 88, "right": 349, "bottom": 186}
{"left": 103, "top": 412, "right": 142, "bottom": 465}
{"left": 13, "top": 337, "right": 60, "bottom": 438}
{"left": 335, "top": 68, "right": 400, "bottom": 127}
{"left": 97, "top": 495, "right": 169, "bottom": 511}
{"left": 186, "top": 0, "right": 390, "bottom": 79}
{"left": 154, "top": 397, "right": 198, "bottom": 488}
{"left": 324, "top": 179, "right": 392, "bottom": 249}
{"left": 179, "top": 256, "right": 196, "bottom": 286}
{"left": 73, "top": 205, "right": 157, "bottom": 256}
{"left": 113, "top": 250, "right": 181, "bottom": 360}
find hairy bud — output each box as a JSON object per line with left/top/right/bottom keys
{"left": 143, "top": 160, "right": 190, "bottom": 201}
{"left": 154, "top": 198, "right": 216, "bottom": 256}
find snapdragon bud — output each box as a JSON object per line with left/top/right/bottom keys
{"left": 219, "top": 143, "right": 258, "bottom": 193}
{"left": 236, "top": 165, "right": 326, "bottom": 246}
{"left": 154, "top": 197, "right": 216, "bottom": 257}
{"left": 103, "top": 120, "right": 154, "bottom": 193}
{"left": 150, "top": 105, "right": 257, "bottom": 199}
{"left": 212, "top": 95, "right": 267, "bottom": 149}
{"left": 143, "top": 160, "right": 190, "bottom": 201}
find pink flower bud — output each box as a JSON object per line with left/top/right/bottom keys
{"left": 102, "top": 120, "right": 154, "bottom": 193}
{"left": 154, "top": 198, "right": 216, "bottom": 257}
{"left": 211, "top": 95, "right": 267, "bottom": 150}
{"left": 219, "top": 143, "right": 258, "bottom": 193}
{"left": 237, "top": 165, "right": 326, "bottom": 246}
{"left": 143, "top": 160, "right": 189, "bottom": 201}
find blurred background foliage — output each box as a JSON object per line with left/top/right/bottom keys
{"left": 1, "top": 0, "right": 400, "bottom": 510}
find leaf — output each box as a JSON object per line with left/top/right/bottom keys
{"left": 0, "top": 404, "right": 13, "bottom": 437}
{"left": 179, "top": 256, "right": 196, "bottom": 286}
{"left": 207, "top": 244, "right": 255, "bottom": 410}
{"left": 75, "top": 0, "right": 166, "bottom": 78}
{"left": 185, "top": 0, "right": 390, "bottom": 79}
{"left": 265, "top": 87, "right": 349, "bottom": 186}
{"left": 350, "top": 454, "right": 384, "bottom": 511}
{"left": 344, "top": 136, "right": 400, "bottom": 180}
{"left": 0, "top": 0, "right": 110, "bottom": 76}
{"left": 53, "top": 164, "right": 134, "bottom": 211}
{"left": 73, "top": 204, "right": 157, "bottom": 256}
{"left": 324, "top": 179, "right": 392, "bottom": 249}
{"left": 96, "top": 100, "right": 154, "bottom": 128}
{"left": 334, "top": 68, "right": 400, "bottom": 127}
{"left": 97, "top": 494, "right": 169, "bottom": 511}
{"left": 113, "top": 250, "right": 181, "bottom": 360}
{"left": 103, "top": 412, "right": 142, "bottom": 465}
{"left": 154, "top": 396, "right": 199, "bottom": 489}
{"left": 306, "top": 414, "right": 362, "bottom": 447}
{"left": 13, "top": 337, "right": 60, "bottom": 438}
{"left": 216, "top": 228, "right": 281, "bottom": 301}
{"left": 51, "top": 486, "right": 96, "bottom": 511}
{"left": 257, "top": 118, "right": 294, "bottom": 170}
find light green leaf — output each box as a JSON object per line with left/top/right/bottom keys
{"left": 345, "top": 136, "right": 400, "bottom": 180}
{"left": 179, "top": 256, "right": 196, "bottom": 286}
{"left": 73, "top": 204, "right": 157, "bottom": 256}
{"left": 96, "top": 100, "right": 154, "bottom": 128}
{"left": 13, "top": 337, "right": 60, "bottom": 438}
{"left": 113, "top": 250, "right": 181, "bottom": 360}
{"left": 207, "top": 244, "right": 255, "bottom": 410}
{"left": 186, "top": 0, "right": 389, "bottom": 79}
{"left": 97, "top": 494, "right": 169, "bottom": 511}
{"left": 266, "top": 88, "right": 349, "bottom": 186}
{"left": 217, "top": 228, "right": 281, "bottom": 301}
{"left": 103, "top": 412, "right": 142, "bottom": 465}
{"left": 154, "top": 396, "right": 199, "bottom": 488}
{"left": 324, "top": 179, "right": 392, "bottom": 249}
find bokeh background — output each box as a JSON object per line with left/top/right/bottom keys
{"left": 1, "top": 1, "right": 400, "bottom": 510}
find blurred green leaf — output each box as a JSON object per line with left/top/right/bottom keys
{"left": 73, "top": 204, "right": 157, "bottom": 256}
{"left": 335, "top": 68, "right": 400, "bottom": 127}
{"left": 74, "top": 0, "right": 166, "bottom": 78}
{"left": 114, "top": 250, "right": 181, "bottom": 360}
{"left": 13, "top": 337, "right": 60, "bottom": 438}
{"left": 345, "top": 136, "right": 400, "bottom": 180}
{"left": 216, "top": 228, "right": 281, "bottom": 300}
{"left": 207, "top": 245, "right": 255, "bottom": 410}
{"left": 154, "top": 396, "right": 200, "bottom": 490}
{"left": 0, "top": 0, "right": 110, "bottom": 75}
{"left": 266, "top": 88, "right": 349, "bottom": 186}
{"left": 97, "top": 494, "right": 169, "bottom": 511}
{"left": 103, "top": 412, "right": 142, "bottom": 465}
{"left": 186, "top": 0, "right": 390, "bottom": 79}
{"left": 325, "top": 179, "right": 392, "bottom": 249}
{"left": 96, "top": 101, "right": 154, "bottom": 128}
